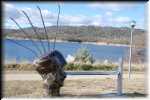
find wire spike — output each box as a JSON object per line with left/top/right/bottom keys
{"left": 37, "top": 6, "right": 50, "bottom": 53}
{"left": 53, "top": 3, "right": 60, "bottom": 51}
{"left": 22, "top": 10, "right": 47, "bottom": 55}
{"left": 7, "top": 39, "right": 38, "bottom": 58}
{"left": 10, "top": 17, "right": 42, "bottom": 57}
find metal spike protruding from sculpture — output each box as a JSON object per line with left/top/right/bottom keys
{"left": 37, "top": 6, "right": 51, "bottom": 53}
{"left": 22, "top": 10, "right": 47, "bottom": 55}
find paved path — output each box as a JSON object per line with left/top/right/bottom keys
{"left": 3, "top": 71, "right": 145, "bottom": 81}
{"left": 3, "top": 73, "right": 117, "bottom": 81}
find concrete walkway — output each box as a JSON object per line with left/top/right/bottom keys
{"left": 3, "top": 73, "right": 118, "bottom": 81}
{"left": 3, "top": 71, "right": 145, "bottom": 81}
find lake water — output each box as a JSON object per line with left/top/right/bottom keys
{"left": 3, "top": 39, "right": 129, "bottom": 63}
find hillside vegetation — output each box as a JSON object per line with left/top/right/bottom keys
{"left": 3, "top": 26, "right": 146, "bottom": 48}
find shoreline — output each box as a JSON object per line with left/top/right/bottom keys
{"left": 5, "top": 37, "right": 129, "bottom": 47}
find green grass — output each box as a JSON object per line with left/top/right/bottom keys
{"left": 4, "top": 63, "right": 117, "bottom": 71}
{"left": 110, "top": 39, "right": 129, "bottom": 44}
{"left": 4, "top": 64, "right": 36, "bottom": 71}
{"left": 64, "top": 63, "right": 117, "bottom": 71}
{"left": 4, "top": 63, "right": 145, "bottom": 72}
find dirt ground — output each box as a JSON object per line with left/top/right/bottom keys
{"left": 2, "top": 72, "right": 147, "bottom": 98}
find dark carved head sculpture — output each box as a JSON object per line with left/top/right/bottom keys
{"left": 34, "top": 50, "right": 67, "bottom": 96}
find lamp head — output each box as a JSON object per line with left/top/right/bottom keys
{"left": 130, "top": 20, "right": 136, "bottom": 28}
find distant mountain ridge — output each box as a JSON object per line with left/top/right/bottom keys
{"left": 3, "top": 26, "right": 146, "bottom": 47}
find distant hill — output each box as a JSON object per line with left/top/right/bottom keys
{"left": 3, "top": 26, "right": 146, "bottom": 48}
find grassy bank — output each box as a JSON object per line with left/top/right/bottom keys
{"left": 4, "top": 64, "right": 36, "bottom": 71}
{"left": 3, "top": 63, "right": 117, "bottom": 71}
{"left": 3, "top": 63, "right": 145, "bottom": 72}
{"left": 64, "top": 63, "right": 117, "bottom": 71}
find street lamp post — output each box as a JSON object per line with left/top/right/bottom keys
{"left": 128, "top": 20, "right": 136, "bottom": 79}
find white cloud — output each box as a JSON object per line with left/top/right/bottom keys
{"left": 114, "top": 16, "right": 131, "bottom": 23}
{"left": 91, "top": 22, "right": 101, "bottom": 26}
{"left": 88, "top": 3, "right": 121, "bottom": 11}
{"left": 3, "top": 23, "right": 18, "bottom": 29}
{"left": 88, "top": 2, "right": 140, "bottom": 12}
{"left": 104, "top": 16, "right": 131, "bottom": 27}
{"left": 60, "top": 15, "right": 101, "bottom": 26}
{"left": 44, "top": 22, "right": 53, "bottom": 26}
{"left": 4, "top": 3, "right": 14, "bottom": 8}
{"left": 105, "top": 11, "right": 113, "bottom": 16}
{"left": 3, "top": 3, "right": 58, "bottom": 28}
{"left": 4, "top": 3, "right": 143, "bottom": 29}
{"left": 3, "top": 3, "right": 104, "bottom": 28}
{"left": 3, "top": 3, "right": 21, "bottom": 19}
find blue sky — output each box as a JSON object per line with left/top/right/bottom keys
{"left": 3, "top": 2, "right": 147, "bottom": 29}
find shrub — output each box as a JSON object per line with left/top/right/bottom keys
{"left": 64, "top": 63, "right": 117, "bottom": 71}
{"left": 74, "top": 47, "right": 95, "bottom": 64}
{"left": 94, "top": 64, "right": 117, "bottom": 71}
{"left": 4, "top": 63, "right": 117, "bottom": 71}
{"left": 80, "top": 64, "right": 93, "bottom": 71}
{"left": 4, "top": 64, "right": 35, "bottom": 71}
{"left": 64, "top": 63, "right": 78, "bottom": 70}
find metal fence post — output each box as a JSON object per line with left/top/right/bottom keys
{"left": 117, "top": 57, "right": 123, "bottom": 96}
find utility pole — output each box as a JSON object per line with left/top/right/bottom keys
{"left": 129, "top": 20, "right": 136, "bottom": 79}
